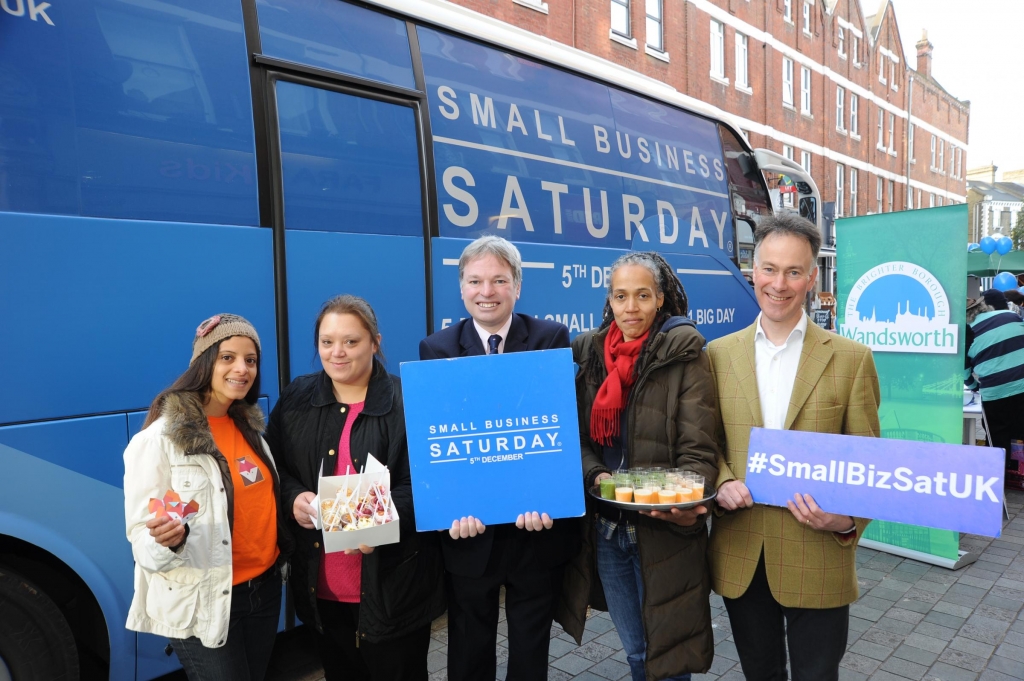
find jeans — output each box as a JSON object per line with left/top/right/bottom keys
{"left": 172, "top": 568, "right": 282, "bottom": 681}
{"left": 594, "top": 526, "right": 690, "bottom": 681}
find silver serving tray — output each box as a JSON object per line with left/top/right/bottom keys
{"left": 588, "top": 486, "right": 717, "bottom": 512}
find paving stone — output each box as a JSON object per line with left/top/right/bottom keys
{"left": 872, "top": 586, "right": 913, "bottom": 602}
{"left": 947, "top": 635, "right": 995, "bottom": 659}
{"left": 977, "top": 669, "right": 1021, "bottom": 681}
{"left": 852, "top": 604, "right": 888, "bottom": 622}
{"left": 584, "top": 616, "right": 618, "bottom": 635}
{"left": 938, "top": 648, "right": 988, "bottom": 673}
{"left": 573, "top": 641, "right": 615, "bottom": 663}
{"left": 888, "top": 608, "right": 928, "bottom": 625}
{"left": 984, "top": 653, "right": 1024, "bottom": 677}
{"left": 925, "top": 611, "right": 968, "bottom": 630}
{"left": 851, "top": 639, "right": 895, "bottom": 661}
{"left": 861, "top": 595, "right": 902, "bottom": 611}
{"left": 545, "top": 668, "right": 574, "bottom": 681}
{"left": 875, "top": 617, "right": 918, "bottom": 635}
{"left": 548, "top": 637, "right": 578, "bottom": 658}
{"left": 878, "top": 655, "right": 929, "bottom": 680}
{"left": 841, "top": 652, "right": 882, "bottom": 674}
{"left": 715, "top": 640, "right": 739, "bottom": 661}
{"left": 591, "top": 630, "right": 622, "bottom": 650}
{"left": 950, "top": 584, "right": 993, "bottom": 599}
{"left": 942, "top": 592, "right": 985, "bottom": 609}
{"left": 549, "top": 652, "right": 593, "bottom": 675}
{"left": 960, "top": 616, "right": 1011, "bottom": 645}
{"left": 861, "top": 627, "right": 907, "bottom": 649}
{"left": 870, "top": 671, "right": 914, "bottom": 681}
{"left": 904, "top": 633, "right": 949, "bottom": 654}
{"left": 427, "top": 650, "right": 447, "bottom": 674}
{"left": 902, "top": 599, "right": 938, "bottom": 615}
{"left": 859, "top": 568, "right": 893, "bottom": 582}
{"left": 583, "top": 657, "right": 631, "bottom": 681}
{"left": 982, "top": 596, "right": 1024, "bottom": 613}
{"left": 1004, "top": 630, "right": 1024, "bottom": 646}
{"left": 707, "top": 655, "right": 738, "bottom": 675}
{"left": 923, "top": 661, "right": 979, "bottom": 681}
{"left": 838, "top": 669, "right": 869, "bottom": 681}
{"left": 567, "top": 672, "right": 610, "bottom": 681}
{"left": 914, "top": 622, "right": 959, "bottom": 642}
{"left": 893, "top": 643, "right": 940, "bottom": 666}
{"left": 849, "top": 616, "right": 876, "bottom": 632}
{"left": 911, "top": 583, "right": 951, "bottom": 598}
{"left": 993, "top": 642, "right": 1024, "bottom": 663}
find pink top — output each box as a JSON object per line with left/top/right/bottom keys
{"left": 317, "top": 401, "right": 365, "bottom": 602}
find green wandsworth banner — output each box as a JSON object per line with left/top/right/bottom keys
{"left": 836, "top": 205, "right": 968, "bottom": 563}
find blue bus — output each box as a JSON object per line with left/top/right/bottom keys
{"left": 0, "top": 1, "right": 820, "bottom": 678}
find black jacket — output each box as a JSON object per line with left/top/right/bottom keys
{"left": 266, "top": 362, "right": 445, "bottom": 642}
{"left": 418, "top": 313, "right": 581, "bottom": 577}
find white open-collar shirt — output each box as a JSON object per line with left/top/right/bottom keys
{"left": 754, "top": 313, "right": 808, "bottom": 430}
{"left": 473, "top": 314, "right": 513, "bottom": 355}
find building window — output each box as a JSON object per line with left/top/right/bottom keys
{"left": 836, "top": 164, "right": 845, "bottom": 217}
{"left": 801, "top": 150, "right": 812, "bottom": 174}
{"left": 877, "top": 108, "right": 884, "bottom": 149}
{"left": 950, "top": 145, "right": 956, "bottom": 176}
{"left": 646, "top": 0, "right": 663, "bottom": 51}
{"left": 836, "top": 87, "right": 845, "bottom": 131}
{"left": 878, "top": 54, "right": 887, "bottom": 84}
{"left": 849, "top": 94, "right": 858, "bottom": 137}
{"left": 916, "top": 189, "right": 921, "bottom": 209}
{"left": 956, "top": 147, "right": 963, "bottom": 178}
{"left": 887, "top": 179, "right": 894, "bottom": 212}
{"left": 783, "top": 0, "right": 792, "bottom": 23}
{"left": 930, "top": 135, "right": 936, "bottom": 168}
{"left": 802, "top": 1, "right": 812, "bottom": 35}
{"left": 938, "top": 140, "right": 945, "bottom": 173}
{"left": 929, "top": 193, "right": 935, "bottom": 208}
{"left": 783, "top": 144, "right": 794, "bottom": 160}
{"left": 783, "top": 57, "right": 794, "bottom": 106}
{"left": 876, "top": 176, "right": 883, "bottom": 213}
{"left": 710, "top": 20, "right": 725, "bottom": 79}
{"left": 937, "top": 196, "right": 944, "bottom": 207}
{"left": 908, "top": 123, "right": 915, "bottom": 161}
{"left": 838, "top": 27, "right": 846, "bottom": 58}
{"left": 735, "top": 33, "right": 749, "bottom": 88}
{"left": 888, "top": 113, "right": 895, "bottom": 153}
{"left": 801, "top": 67, "right": 811, "bottom": 115}
{"left": 611, "top": 0, "right": 631, "bottom": 38}
{"left": 850, "top": 168, "right": 858, "bottom": 217}
{"left": 890, "top": 60, "right": 897, "bottom": 91}
{"left": 853, "top": 35, "right": 860, "bottom": 65}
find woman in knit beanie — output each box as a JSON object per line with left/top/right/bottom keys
{"left": 123, "top": 314, "right": 292, "bottom": 681}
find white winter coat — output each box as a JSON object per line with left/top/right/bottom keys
{"left": 123, "top": 393, "right": 283, "bottom": 647}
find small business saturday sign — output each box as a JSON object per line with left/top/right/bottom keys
{"left": 401, "top": 348, "right": 585, "bottom": 531}
{"left": 744, "top": 428, "right": 1004, "bottom": 538}
{"left": 838, "top": 261, "right": 958, "bottom": 354}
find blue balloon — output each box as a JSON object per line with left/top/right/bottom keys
{"left": 994, "top": 272, "right": 1018, "bottom": 291}
{"left": 980, "top": 236, "right": 997, "bottom": 254}
{"left": 968, "top": 242, "right": 980, "bottom": 252}
{"left": 997, "top": 237, "right": 1013, "bottom": 255}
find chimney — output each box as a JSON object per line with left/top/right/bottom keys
{"left": 967, "top": 164, "right": 998, "bottom": 183}
{"left": 916, "top": 29, "right": 933, "bottom": 78}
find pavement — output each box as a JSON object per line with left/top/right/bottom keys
{"left": 244, "top": 487, "right": 1024, "bottom": 681}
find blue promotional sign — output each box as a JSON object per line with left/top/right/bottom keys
{"left": 744, "top": 428, "right": 1005, "bottom": 538}
{"left": 400, "top": 348, "right": 585, "bottom": 531}
{"left": 418, "top": 26, "right": 734, "bottom": 257}
{"left": 430, "top": 237, "right": 759, "bottom": 342}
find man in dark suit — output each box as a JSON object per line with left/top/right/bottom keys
{"left": 419, "top": 235, "right": 579, "bottom": 681}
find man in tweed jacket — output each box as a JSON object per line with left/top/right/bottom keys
{"left": 708, "top": 213, "right": 880, "bottom": 680}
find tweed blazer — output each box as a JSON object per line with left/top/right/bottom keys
{"left": 707, "top": 318, "right": 880, "bottom": 609}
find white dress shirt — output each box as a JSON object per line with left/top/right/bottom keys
{"left": 473, "top": 314, "right": 513, "bottom": 355}
{"left": 754, "top": 313, "right": 808, "bottom": 430}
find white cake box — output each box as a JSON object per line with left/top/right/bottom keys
{"left": 311, "top": 454, "right": 400, "bottom": 553}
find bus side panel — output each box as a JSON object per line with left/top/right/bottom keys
{"left": 284, "top": 231, "right": 426, "bottom": 378}
{"left": 0, "top": 0, "right": 258, "bottom": 226}
{"left": 0, "top": 416, "right": 136, "bottom": 681}
{"left": 431, "top": 238, "right": 758, "bottom": 342}
{"left": 0, "top": 212, "right": 278, "bottom": 424}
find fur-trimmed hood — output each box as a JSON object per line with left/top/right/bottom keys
{"left": 161, "top": 391, "right": 266, "bottom": 458}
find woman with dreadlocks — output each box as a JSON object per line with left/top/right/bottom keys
{"left": 556, "top": 252, "right": 719, "bottom": 680}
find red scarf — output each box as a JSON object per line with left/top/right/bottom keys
{"left": 590, "top": 321, "right": 649, "bottom": 446}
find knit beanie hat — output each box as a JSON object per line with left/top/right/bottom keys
{"left": 190, "top": 314, "right": 261, "bottom": 365}
{"left": 981, "top": 288, "right": 1009, "bottom": 311}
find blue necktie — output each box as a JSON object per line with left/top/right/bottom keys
{"left": 487, "top": 334, "right": 502, "bottom": 355}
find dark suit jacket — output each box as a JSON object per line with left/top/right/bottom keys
{"left": 418, "top": 313, "right": 580, "bottom": 577}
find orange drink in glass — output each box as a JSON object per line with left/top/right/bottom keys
{"left": 615, "top": 486, "right": 634, "bottom": 502}
{"left": 633, "top": 487, "right": 655, "bottom": 504}
{"left": 657, "top": 489, "right": 676, "bottom": 504}
{"left": 691, "top": 475, "right": 705, "bottom": 501}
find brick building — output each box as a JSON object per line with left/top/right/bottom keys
{"left": 447, "top": 0, "right": 969, "bottom": 225}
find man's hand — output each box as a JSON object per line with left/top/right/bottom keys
{"left": 343, "top": 544, "right": 375, "bottom": 555}
{"left": 515, "top": 512, "right": 554, "bottom": 531}
{"left": 641, "top": 505, "right": 707, "bottom": 527}
{"left": 717, "top": 479, "right": 754, "bottom": 510}
{"left": 786, "top": 493, "right": 855, "bottom": 532}
{"left": 293, "top": 491, "right": 318, "bottom": 530}
{"left": 449, "top": 516, "right": 486, "bottom": 540}
{"left": 147, "top": 515, "right": 186, "bottom": 548}
{"left": 594, "top": 472, "right": 612, "bottom": 484}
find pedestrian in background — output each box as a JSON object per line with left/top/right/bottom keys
{"left": 708, "top": 214, "right": 880, "bottom": 681}
{"left": 560, "top": 251, "right": 718, "bottom": 681}
{"left": 965, "top": 289, "right": 1024, "bottom": 474}
{"left": 1002, "top": 289, "right": 1024, "bottom": 318}
{"left": 124, "top": 314, "right": 292, "bottom": 681}
{"left": 267, "top": 295, "right": 444, "bottom": 681}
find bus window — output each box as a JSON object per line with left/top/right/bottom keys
{"left": 256, "top": 0, "right": 416, "bottom": 90}
{"left": 274, "top": 81, "right": 422, "bottom": 236}
{"left": 718, "top": 126, "right": 772, "bottom": 271}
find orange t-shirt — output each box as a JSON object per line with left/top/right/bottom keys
{"left": 208, "top": 415, "right": 280, "bottom": 585}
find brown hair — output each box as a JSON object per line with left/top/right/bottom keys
{"left": 142, "top": 338, "right": 262, "bottom": 429}
{"left": 314, "top": 295, "right": 385, "bottom": 365}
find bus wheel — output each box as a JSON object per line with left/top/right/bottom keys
{"left": 0, "top": 568, "right": 79, "bottom": 681}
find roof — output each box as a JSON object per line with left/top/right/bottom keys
{"left": 968, "top": 181, "right": 1024, "bottom": 203}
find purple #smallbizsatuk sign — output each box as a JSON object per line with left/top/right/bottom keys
{"left": 744, "top": 428, "right": 1005, "bottom": 538}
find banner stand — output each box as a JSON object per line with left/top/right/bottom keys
{"left": 858, "top": 539, "right": 978, "bottom": 570}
